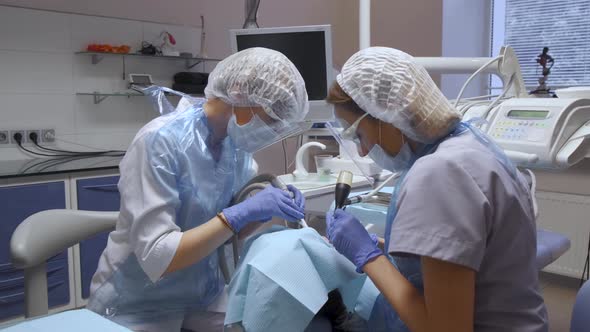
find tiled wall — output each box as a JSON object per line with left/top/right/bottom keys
{"left": 0, "top": 6, "right": 203, "bottom": 160}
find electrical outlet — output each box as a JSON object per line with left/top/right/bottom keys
{"left": 0, "top": 131, "right": 8, "bottom": 144}
{"left": 41, "top": 129, "right": 55, "bottom": 143}
{"left": 10, "top": 130, "right": 26, "bottom": 144}
{"left": 26, "top": 130, "right": 41, "bottom": 144}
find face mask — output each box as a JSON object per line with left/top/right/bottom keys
{"left": 368, "top": 142, "right": 415, "bottom": 172}
{"left": 227, "top": 113, "right": 278, "bottom": 153}
{"left": 367, "top": 121, "right": 416, "bottom": 172}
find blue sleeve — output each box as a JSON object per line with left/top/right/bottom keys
{"left": 387, "top": 155, "right": 492, "bottom": 271}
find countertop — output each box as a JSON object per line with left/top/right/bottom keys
{"left": 0, "top": 156, "right": 123, "bottom": 179}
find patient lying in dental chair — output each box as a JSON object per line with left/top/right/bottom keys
{"left": 224, "top": 225, "right": 369, "bottom": 332}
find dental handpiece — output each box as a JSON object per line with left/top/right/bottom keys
{"left": 275, "top": 178, "right": 308, "bottom": 228}
{"left": 334, "top": 171, "right": 353, "bottom": 211}
{"left": 343, "top": 172, "right": 401, "bottom": 206}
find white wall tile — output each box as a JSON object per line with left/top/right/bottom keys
{"left": 57, "top": 132, "right": 137, "bottom": 152}
{"left": 73, "top": 95, "right": 149, "bottom": 133}
{"left": 70, "top": 14, "right": 143, "bottom": 53}
{"left": 72, "top": 54, "right": 129, "bottom": 93}
{"left": 0, "top": 7, "right": 208, "bottom": 162}
{"left": 0, "top": 51, "right": 73, "bottom": 93}
{"left": 0, "top": 94, "right": 75, "bottom": 132}
{"left": 0, "top": 6, "right": 70, "bottom": 52}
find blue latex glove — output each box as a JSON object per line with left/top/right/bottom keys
{"left": 223, "top": 185, "right": 305, "bottom": 232}
{"left": 326, "top": 209, "right": 383, "bottom": 273}
{"left": 287, "top": 184, "right": 305, "bottom": 211}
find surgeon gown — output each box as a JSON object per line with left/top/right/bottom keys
{"left": 87, "top": 104, "right": 255, "bottom": 331}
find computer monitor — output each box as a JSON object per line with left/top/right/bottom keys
{"left": 230, "top": 25, "right": 334, "bottom": 122}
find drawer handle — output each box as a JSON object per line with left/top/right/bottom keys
{"left": 0, "top": 276, "right": 24, "bottom": 287}
{"left": 0, "top": 266, "right": 64, "bottom": 291}
{"left": 47, "top": 280, "right": 64, "bottom": 291}
{"left": 0, "top": 263, "right": 14, "bottom": 273}
{"left": 0, "top": 291, "right": 24, "bottom": 304}
{"left": 0, "top": 280, "right": 65, "bottom": 304}
{"left": 46, "top": 265, "right": 65, "bottom": 278}
{"left": 0, "top": 256, "right": 65, "bottom": 275}
{"left": 82, "top": 184, "right": 119, "bottom": 192}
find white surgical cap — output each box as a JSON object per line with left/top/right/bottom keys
{"left": 336, "top": 47, "right": 461, "bottom": 143}
{"left": 205, "top": 47, "right": 309, "bottom": 122}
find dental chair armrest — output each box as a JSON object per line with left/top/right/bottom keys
{"left": 11, "top": 209, "right": 118, "bottom": 269}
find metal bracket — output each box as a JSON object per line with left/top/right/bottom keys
{"left": 93, "top": 92, "right": 109, "bottom": 104}
{"left": 91, "top": 54, "right": 104, "bottom": 65}
{"left": 89, "top": 54, "right": 126, "bottom": 80}
{"left": 185, "top": 59, "right": 203, "bottom": 69}
{"left": 122, "top": 56, "right": 126, "bottom": 80}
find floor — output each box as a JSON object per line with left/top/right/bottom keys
{"left": 540, "top": 272, "right": 581, "bottom": 332}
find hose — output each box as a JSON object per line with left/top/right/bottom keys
{"left": 218, "top": 173, "right": 287, "bottom": 283}
{"left": 454, "top": 56, "right": 503, "bottom": 109}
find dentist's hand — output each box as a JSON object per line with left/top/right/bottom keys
{"left": 287, "top": 184, "right": 305, "bottom": 211}
{"left": 222, "top": 185, "right": 305, "bottom": 232}
{"left": 326, "top": 209, "right": 383, "bottom": 273}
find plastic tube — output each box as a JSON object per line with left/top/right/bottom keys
{"left": 453, "top": 56, "right": 503, "bottom": 109}
{"left": 345, "top": 172, "right": 400, "bottom": 205}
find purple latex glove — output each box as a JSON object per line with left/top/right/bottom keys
{"left": 222, "top": 185, "right": 305, "bottom": 232}
{"left": 326, "top": 209, "right": 383, "bottom": 273}
{"left": 287, "top": 184, "right": 305, "bottom": 211}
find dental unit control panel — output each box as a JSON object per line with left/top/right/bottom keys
{"left": 465, "top": 98, "right": 590, "bottom": 169}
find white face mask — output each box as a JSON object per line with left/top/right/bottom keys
{"left": 367, "top": 122, "right": 416, "bottom": 172}
{"left": 368, "top": 142, "right": 415, "bottom": 172}
{"left": 227, "top": 112, "right": 278, "bottom": 153}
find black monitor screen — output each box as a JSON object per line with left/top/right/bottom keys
{"left": 236, "top": 31, "right": 327, "bottom": 100}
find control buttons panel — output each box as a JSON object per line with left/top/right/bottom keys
{"left": 491, "top": 120, "right": 548, "bottom": 141}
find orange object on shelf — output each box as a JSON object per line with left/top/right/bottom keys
{"left": 86, "top": 44, "right": 131, "bottom": 54}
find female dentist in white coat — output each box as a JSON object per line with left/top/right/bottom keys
{"left": 87, "top": 47, "right": 309, "bottom": 332}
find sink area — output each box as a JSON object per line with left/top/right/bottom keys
{"left": 277, "top": 173, "right": 338, "bottom": 190}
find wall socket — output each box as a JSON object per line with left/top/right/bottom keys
{"left": 0, "top": 129, "right": 55, "bottom": 146}
{"left": 0, "top": 131, "right": 8, "bottom": 144}
{"left": 41, "top": 129, "right": 55, "bottom": 143}
{"left": 10, "top": 130, "right": 26, "bottom": 144}
{"left": 25, "top": 130, "right": 41, "bottom": 144}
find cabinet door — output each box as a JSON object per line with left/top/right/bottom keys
{"left": 76, "top": 176, "right": 120, "bottom": 299}
{"left": 0, "top": 182, "right": 69, "bottom": 320}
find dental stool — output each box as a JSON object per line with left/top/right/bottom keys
{"left": 570, "top": 280, "right": 590, "bottom": 332}
{"left": 536, "top": 229, "right": 571, "bottom": 270}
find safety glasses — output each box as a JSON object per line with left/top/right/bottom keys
{"left": 340, "top": 112, "right": 370, "bottom": 143}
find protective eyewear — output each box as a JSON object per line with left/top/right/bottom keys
{"left": 340, "top": 112, "right": 370, "bottom": 143}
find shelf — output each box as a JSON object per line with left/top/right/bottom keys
{"left": 76, "top": 51, "right": 221, "bottom": 79}
{"left": 76, "top": 51, "right": 221, "bottom": 67}
{"left": 76, "top": 91, "right": 205, "bottom": 104}
{"left": 76, "top": 92, "right": 142, "bottom": 104}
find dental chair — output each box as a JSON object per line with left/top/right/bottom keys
{"left": 4, "top": 209, "right": 127, "bottom": 331}
{"left": 5, "top": 206, "right": 333, "bottom": 332}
